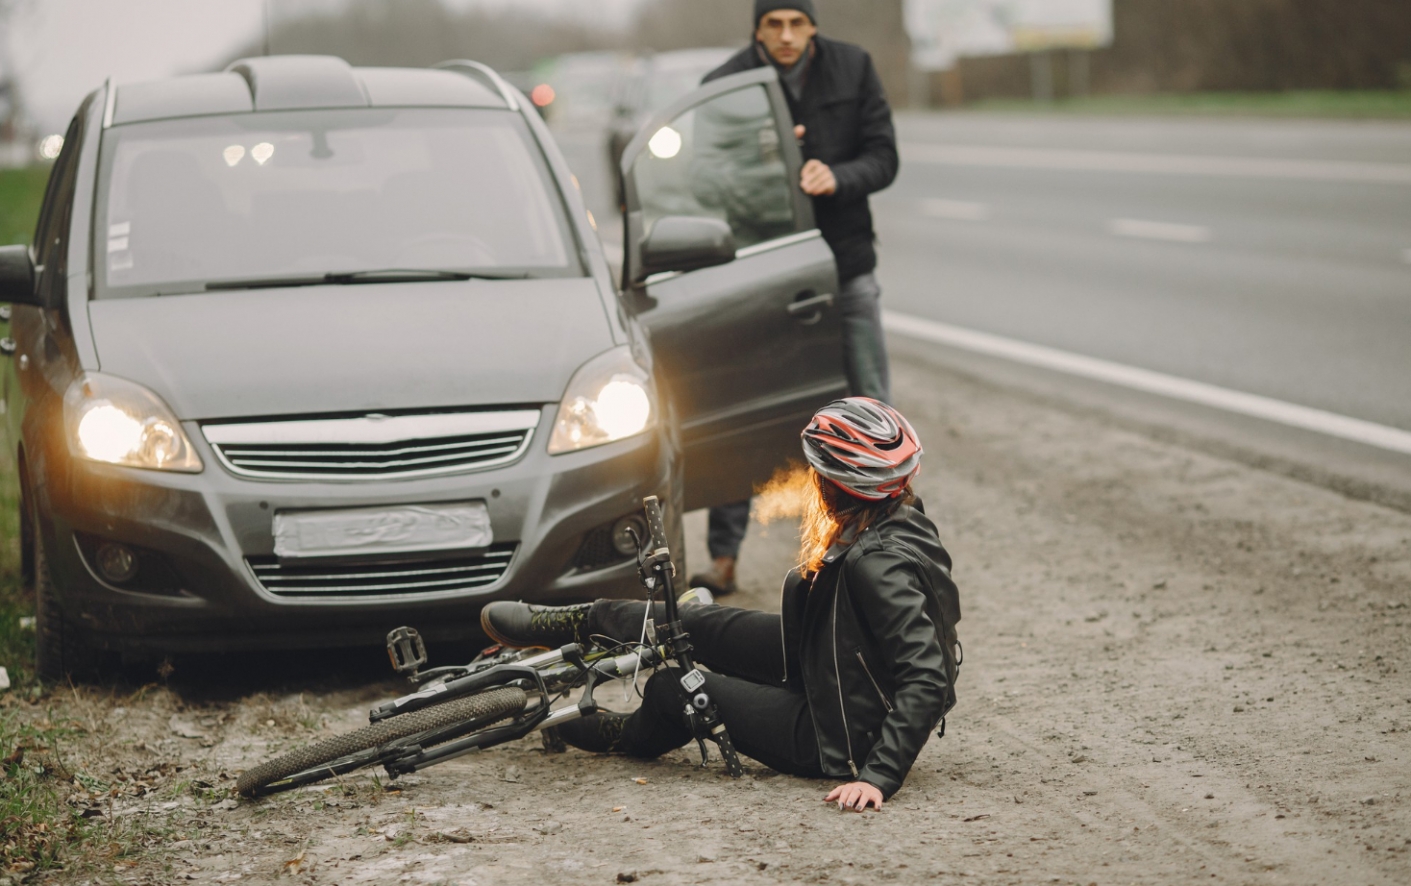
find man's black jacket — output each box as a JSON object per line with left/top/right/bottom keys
{"left": 705, "top": 35, "right": 899, "bottom": 282}
{"left": 779, "top": 501, "right": 961, "bottom": 798}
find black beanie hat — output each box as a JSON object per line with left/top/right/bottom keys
{"left": 754, "top": 0, "right": 817, "bottom": 28}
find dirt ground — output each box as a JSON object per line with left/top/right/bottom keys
{"left": 14, "top": 349, "right": 1411, "bottom": 886}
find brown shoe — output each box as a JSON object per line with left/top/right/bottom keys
{"left": 688, "top": 556, "right": 737, "bottom": 596}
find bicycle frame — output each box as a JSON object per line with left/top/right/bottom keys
{"left": 373, "top": 643, "right": 667, "bottom": 776}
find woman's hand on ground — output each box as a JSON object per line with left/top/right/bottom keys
{"left": 824, "top": 781, "right": 883, "bottom": 812}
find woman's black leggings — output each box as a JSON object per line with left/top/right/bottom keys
{"left": 586, "top": 600, "right": 825, "bottom": 778}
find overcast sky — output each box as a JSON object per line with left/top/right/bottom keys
{"left": 5, "top": 0, "right": 640, "bottom": 134}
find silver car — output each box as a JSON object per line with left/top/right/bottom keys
{"left": 0, "top": 56, "right": 844, "bottom": 679}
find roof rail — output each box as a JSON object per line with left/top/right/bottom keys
{"left": 433, "top": 60, "right": 519, "bottom": 112}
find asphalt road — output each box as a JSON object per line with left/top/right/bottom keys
{"left": 877, "top": 112, "right": 1411, "bottom": 432}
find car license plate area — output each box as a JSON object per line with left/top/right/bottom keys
{"left": 273, "top": 502, "right": 493, "bottom": 560}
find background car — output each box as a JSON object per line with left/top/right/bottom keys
{"left": 0, "top": 56, "right": 844, "bottom": 679}
{"left": 608, "top": 48, "right": 738, "bottom": 184}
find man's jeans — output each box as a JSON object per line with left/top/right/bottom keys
{"left": 705, "top": 272, "right": 890, "bottom": 561}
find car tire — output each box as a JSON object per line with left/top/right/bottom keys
{"left": 31, "top": 502, "right": 102, "bottom": 683}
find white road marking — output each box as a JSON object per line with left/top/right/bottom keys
{"left": 883, "top": 310, "right": 1411, "bottom": 457}
{"left": 1108, "top": 218, "right": 1212, "bottom": 244}
{"left": 921, "top": 199, "right": 990, "bottom": 221}
{"left": 901, "top": 143, "right": 1411, "bottom": 185}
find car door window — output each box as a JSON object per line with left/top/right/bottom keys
{"left": 630, "top": 84, "right": 796, "bottom": 251}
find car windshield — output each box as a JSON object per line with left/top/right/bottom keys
{"left": 96, "top": 107, "right": 580, "bottom": 298}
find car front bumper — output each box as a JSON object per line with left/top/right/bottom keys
{"left": 31, "top": 409, "right": 673, "bottom": 654}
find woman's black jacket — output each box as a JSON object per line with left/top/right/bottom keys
{"left": 704, "top": 35, "right": 899, "bottom": 282}
{"left": 779, "top": 501, "right": 961, "bottom": 799}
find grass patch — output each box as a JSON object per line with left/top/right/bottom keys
{"left": 967, "top": 90, "right": 1411, "bottom": 120}
{"left": 0, "top": 166, "right": 51, "bottom": 247}
{"left": 0, "top": 709, "right": 102, "bottom": 875}
{"left": 0, "top": 699, "right": 210, "bottom": 878}
{"left": 0, "top": 432, "right": 33, "bottom": 689}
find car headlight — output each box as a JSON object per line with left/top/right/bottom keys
{"left": 547, "top": 346, "right": 656, "bottom": 454}
{"left": 63, "top": 373, "right": 203, "bottom": 472}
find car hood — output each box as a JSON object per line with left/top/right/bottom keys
{"left": 87, "top": 279, "right": 616, "bottom": 421}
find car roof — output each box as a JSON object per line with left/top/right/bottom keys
{"left": 111, "top": 55, "right": 513, "bottom": 127}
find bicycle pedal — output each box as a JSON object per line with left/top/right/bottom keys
{"left": 386, "top": 626, "right": 428, "bottom": 676}
{"left": 541, "top": 726, "right": 568, "bottom": 754}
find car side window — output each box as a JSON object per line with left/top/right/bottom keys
{"left": 630, "top": 84, "right": 796, "bottom": 252}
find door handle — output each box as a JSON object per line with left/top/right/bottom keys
{"left": 0, "top": 338, "right": 15, "bottom": 357}
{"left": 787, "top": 292, "right": 833, "bottom": 325}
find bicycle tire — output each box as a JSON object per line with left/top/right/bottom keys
{"left": 237, "top": 685, "right": 528, "bottom": 798}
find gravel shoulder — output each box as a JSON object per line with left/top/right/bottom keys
{"left": 14, "top": 350, "right": 1411, "bottom": 885}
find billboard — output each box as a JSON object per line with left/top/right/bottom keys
{"left": 906, "top": 0, "right": 1114, "bottom": 70}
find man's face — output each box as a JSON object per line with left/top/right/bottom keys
{"left": 755, "top": 9, "right": 817, "bottom": 67}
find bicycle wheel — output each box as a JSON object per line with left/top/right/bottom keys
{"left": 237, "top": 685, "right": 528, "bottom": 798}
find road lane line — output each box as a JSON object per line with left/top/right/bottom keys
{"left": 901, "top": 143, "right": 1411, "bottom": 185}
{"left": 883, "top": 310, "right": 1411, "bottom": 456}
{"left": 921, "top": 199, "right": 990, "bottom": 221}
{"left": 1109, "top": 218, "right": 1211, "bottom": 244}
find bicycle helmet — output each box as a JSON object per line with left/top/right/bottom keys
{"left": 801, "top": 397, "right": 922, "bottom": 501}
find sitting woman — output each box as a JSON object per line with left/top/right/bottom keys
{"left": 480, "top": 398, "right": 961, "bottom": 810}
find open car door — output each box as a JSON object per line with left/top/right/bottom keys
{"left": 619, "top": 67, "right": 847, "bottom": 511}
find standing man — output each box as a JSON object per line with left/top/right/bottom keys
{"left": 690, "top": 0, "right": 900, "bottom": 596}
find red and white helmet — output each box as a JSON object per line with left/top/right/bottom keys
{"left": 801, "top": 398, "right": 922, "bottom": 501}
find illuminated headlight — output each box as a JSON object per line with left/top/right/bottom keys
{"left": 63, "top": 373, "right": 203, "bottom": 472}
{"left": 547, "top": 346, "right": 656, "bottom": 454}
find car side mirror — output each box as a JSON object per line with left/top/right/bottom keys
{"left": 0, "top": 246, "right": 39, "bottom": 307}
{"left": 637, "top": 216, "right": 735, "bottom": 281}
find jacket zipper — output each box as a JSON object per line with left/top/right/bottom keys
{"left": 778, "top": 575, "right": 791, "bottom": 684}
{"left": 831, "top": 589, "right": 858, "bottom": 777}
{"left": 855, "top": 650, "right": 895, "bottom": 713}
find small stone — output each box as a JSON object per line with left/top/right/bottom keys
{"left": 1204, "top": 794, "right": 1214, "bottom": 800}
{"left": 537, "top": 821, "right": 562, "bottom": 835}
{"left": 617, "top": 873, "right": 638, "bottom": 883}
{"left": 1233, "top": 706, "right": 1245, "bottom": 713}
{"left": 1361, "top": 797, "right": 1377, "bottom": 806}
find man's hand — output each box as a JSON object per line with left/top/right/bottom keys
{"left": 824, "top": 781, "right": 883, "bottom": 812}
{"left": 800, "top": 159, "right": 837, "bottom": 196}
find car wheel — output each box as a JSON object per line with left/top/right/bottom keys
{"left": 30, "top": 503, "right": 102, "bottom": 683}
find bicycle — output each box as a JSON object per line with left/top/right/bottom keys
{"left": 236, "top": 496, "right": 743, "bottom": 798}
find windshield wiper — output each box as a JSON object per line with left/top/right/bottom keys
{"left": 205, "top": 269, "right": 527, "bottom": 291}
{"left": 327, "top": 269, "right": 528, "bottom": 283}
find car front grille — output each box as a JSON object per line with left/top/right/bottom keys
{"left": 203, "top": 410, "right": 541, "bottom": 480}
{"left": 247, "top": 544, "right": 518, "bottom": 598}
